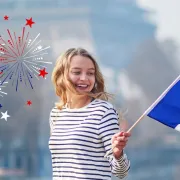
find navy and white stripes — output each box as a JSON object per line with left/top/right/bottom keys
{"left": 49, "top": 99, "right": 130, "bottom": 180}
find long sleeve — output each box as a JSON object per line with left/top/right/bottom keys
{"left": 98, "top": 108, "right": 130, "bottom": 179}
{"left": 49, "top": 109, "right": 55, "bottom": 134}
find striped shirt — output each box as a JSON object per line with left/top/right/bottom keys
{"left": 49, "top": 99, "right": 130, "bottom": 180}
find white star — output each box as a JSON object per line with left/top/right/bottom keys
{"left": 1, "top": 111, "right": 10, "bottom": 121}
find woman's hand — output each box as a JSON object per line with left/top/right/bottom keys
{"left": 112, "top": 132, "right": 131, "bottom": 159}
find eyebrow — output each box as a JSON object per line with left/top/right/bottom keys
{"left": 71, "top": 67, "right": 95, "bottom": 70}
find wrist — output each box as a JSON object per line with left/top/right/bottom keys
{"left": 113, "top": 150, "right": 123, "bottom": 160}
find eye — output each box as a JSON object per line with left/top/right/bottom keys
{"left": 72, "top": 71, "right": 81, "bottom": 75}
{"left": 88, "top": 72, "right": 95, "bottom": 76}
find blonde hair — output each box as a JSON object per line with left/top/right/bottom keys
{"left": 51, "top": 48, "right": 112, "bottom": 109}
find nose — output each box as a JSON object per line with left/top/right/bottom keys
{"left": 80, "top": 73, "right": 88, "bottom": 80}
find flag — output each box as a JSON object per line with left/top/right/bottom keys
{"left": 147, "top": 75, "right": 180, "bottom": 131}
{"left": 104, "top": 75, "right": 180, "bottom": 158}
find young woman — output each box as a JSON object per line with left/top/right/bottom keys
{"left": 49, "top": 48, "right": 131, "bottom": 180}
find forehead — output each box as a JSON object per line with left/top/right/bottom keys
{"left": 70, "top": 55, "right": 95, "bottom": 69}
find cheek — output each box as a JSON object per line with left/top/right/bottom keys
{"left": 69, "top": 74, "right": 78, "bottom": 83}
{"left": 90, "top": 76, "right": 95, "bottom": 85}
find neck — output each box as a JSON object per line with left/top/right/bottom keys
{"left": 66, "top": 94, "right": 92, "bottom": 109}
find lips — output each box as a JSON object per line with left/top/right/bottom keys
{"left": 76, "top": 84, "right": 89, "bottom": 91}
{"left": 77, "top": 84, "right": 88, "bottom": 88}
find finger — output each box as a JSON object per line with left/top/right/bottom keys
{"left": 113, "top": 139, "right": 128, "bottom": 146}
{"left": 116, "top": 136, "right": 128, "bottom": 142}
{"left": 112, "top": 131, "right": 130, "bottom": 142}
{"left": 113, "top": 142, "right": 127, "bottom": 148}
{"left": 122, "top": 132, "right": 131, "bottom": 137}
{"left": 116, "top": 131, "right": 125, "bottom": 137}
{"left": 120, "top": 132, "right": 124, "bottom": 136}
{"left": 116, "top": 142, "right": 127, "bottom": 147}
{"left": 113, "top": 136, "right": 128, "bottom": 144}
{"left": 112, "top": 132, "right": 124, "bottom": 142}
{"left": 114, "top": 144, "right": 127, "bottom": 150}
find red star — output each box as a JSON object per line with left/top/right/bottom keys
{"left": 39, "top": 68, "right": 48, "bottom": 78}
{"left": 25, "top": 17, "right": 35, "bottom": 28}
{"left": 4, "top": 15, "right": 9, "bottom": 20}
{"left": 27, "top": 100, "right": 32, "bottom": 106}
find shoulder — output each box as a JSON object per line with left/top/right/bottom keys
{"left": 93, "top": 99, "right": 119, "bottom": 119}
{"left": 49, "top": 106, "right": 61, "bottom": 117}
{"left": 92, "top": 99, "right": 117, "bottom": 114}
{"left": 94, "top": 100, "right": 119, "bottom": 125}
{"left": 93, "top": 99, "right": 115, "bottom": 108}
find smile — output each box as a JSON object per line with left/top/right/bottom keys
{"left": 77, "top": 84, "right": 88, "bottom": 88}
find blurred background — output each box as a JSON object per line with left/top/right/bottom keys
{"left": 0, "top": 0, "right": 180, "bottom": 179}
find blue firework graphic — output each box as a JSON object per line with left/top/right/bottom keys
{"left": 0, "top": 27, "right": 52, "bottom": 91}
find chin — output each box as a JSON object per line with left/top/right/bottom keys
{"left": 75, "top": 87, "right": 92, "bottom": 92}
{"left": 76, "top": 89, "right": 92, "bottom": 95}
{"left": 77, "top": 91, "right": 90, "bottom": 94}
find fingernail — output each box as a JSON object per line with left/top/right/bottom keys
{"left": 120, "top": 132, "right": 124, "bottom": 136}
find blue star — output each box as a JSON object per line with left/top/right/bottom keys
{"left": 0, "top": 104, "right": 2, "bottom": 109}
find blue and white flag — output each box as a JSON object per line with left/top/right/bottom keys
{"left": 105, "top": 75, "right": 180, "bottom": 158}
{"left": 147, "top": 75, "right": 180, "bottom": 131}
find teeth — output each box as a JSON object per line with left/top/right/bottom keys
{"left": 77, "top": 84, "right": 88, "bottom": 87}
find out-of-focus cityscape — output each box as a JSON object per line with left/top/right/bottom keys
{"left": 0, "top": 0, "right": 180, "bottom": 179}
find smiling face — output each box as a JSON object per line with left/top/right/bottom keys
{"left": 52, "top": 48, "right": 107, "bottom": 109}
{"left": 68, "top": 55, "right": 95, "bottom": 94}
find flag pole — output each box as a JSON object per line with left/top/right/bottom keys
{"left": 104, "top": 75, "right": 180, "bottom": 158}
{"left": 127, "top": 74, "right": 180, "bottom": 133}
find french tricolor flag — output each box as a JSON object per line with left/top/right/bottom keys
{"left": 129, "top": 75, "right": 180, "bottom": 132}
{"left": 147, "top": 75, "right": 180, "bottom": 131}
